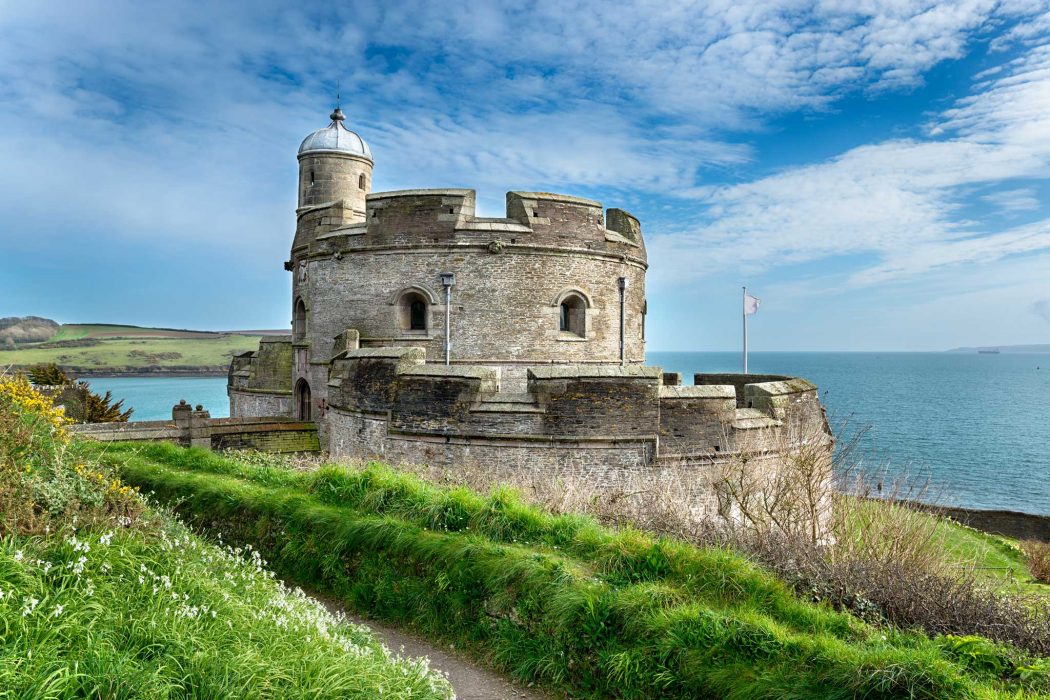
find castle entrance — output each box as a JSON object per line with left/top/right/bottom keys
{"left": 295, "top": 379, "right": 312, "bottom": 420}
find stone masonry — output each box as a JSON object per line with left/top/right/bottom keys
{"left": 227, "top": 107, "right": 833, "bottom": 516}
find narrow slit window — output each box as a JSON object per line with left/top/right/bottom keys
{"left": 358, "top": 173, "right": 366, "bottom": 189}
{"left": 293, "top": 298, "right": 307, "bottom": 341}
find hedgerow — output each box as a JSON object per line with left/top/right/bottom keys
{"left": 103, "top": 442, "right": 1050, "bottom": 699}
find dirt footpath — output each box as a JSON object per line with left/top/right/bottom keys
{"left": 313, "top": 592, "right": 551, "bottom": 700}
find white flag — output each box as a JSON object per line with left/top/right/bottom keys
{"left": 744, "top": 292, "right": 761, "bottom": 315}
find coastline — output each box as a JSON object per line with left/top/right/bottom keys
{"left": 8, "top": 365, "right": 229, "bottom": 378}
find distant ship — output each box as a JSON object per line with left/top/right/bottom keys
{"left": 978, "top": 348, "right": 1001, "bottom": 354}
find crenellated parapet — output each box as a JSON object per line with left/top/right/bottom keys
{"left": 292, "top": 188, "right": 646, "bottom": 264}
{"left": 321, "top": 345, "right": 830, "bottom": 471}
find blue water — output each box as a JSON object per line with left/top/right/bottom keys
{"left": 84, "top": 377, "right": 231, "bottom": 421}
{"left": 651, "top": 352, "right": 1050, "bottom": 515}
{"left": 86, "top": 352, "right": 1050, "bottom": 514}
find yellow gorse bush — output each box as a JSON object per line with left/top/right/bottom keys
{"left": 0, "top": 373, "right": 69, "bottom": 438}
{"left": 0, "top": 373, "right": 141, "bottom": 535}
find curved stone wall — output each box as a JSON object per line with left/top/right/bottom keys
{"left": 297, "top": 151, "right": 373, "bottom": 217}
{"left": 290, "top": 189, "right": 648, "bottom": 396}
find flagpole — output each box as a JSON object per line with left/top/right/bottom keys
{"left": 742, "top": 286, "right": 748, "bottom": 375}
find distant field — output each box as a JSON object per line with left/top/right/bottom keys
{"left": 49, "top": 324, "right": 230, "bottom": 341}
{"left": 0, "top": 324, "right": 274, "bottom": 374}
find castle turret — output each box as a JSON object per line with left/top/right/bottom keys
{"left": 297, "top": 107, "right": 373, "bottom": 220}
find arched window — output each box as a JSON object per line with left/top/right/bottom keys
{"left": 293, "top": 298, "right": 307, "bottom": 342}
{"left": 410, "top": 298, "right": 426, "bottom": 330}
{"left": 295, "top": 378, "right": 311, "bottom": 420}
{"left": 397, "top": 290, "right": 430, "bottom": 333}
{"left": 358, "top": 173, "right": 366, "bottom": 190}
{"left": 559, "top": 294, "right": 586, "bottom": 337}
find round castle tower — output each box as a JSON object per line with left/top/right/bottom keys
{"left": 297, "top": 107, "right": 373, "bottom": 219}
{"left": 284, "top": 108, "right": 648, "bottom": 412}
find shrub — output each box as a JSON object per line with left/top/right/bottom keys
{"left": 60, "top": 382, "right": 134, "bottom": 423}
{"left": 28, "top": 362, "right": 70, "bottom": 386}
{"left": 1023, "top": 540, "right": 1050, "bottom": 584}
{"left": 0, "top": 373, "right": 140, "bottom": 535}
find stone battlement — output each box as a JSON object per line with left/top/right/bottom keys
{"left": 321, "top": 346, "right": 827, "bottom": 471}
{"left": 293, "top": 188, "right": 646, "bottom": 260}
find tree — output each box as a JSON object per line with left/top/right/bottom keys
{"left": 28, "top": 363, "right": 71, "bottom": 386}
{"left": 61, "top": 383, "right": 133, "bottom": 423}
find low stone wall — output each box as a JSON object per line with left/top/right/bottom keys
{"left": 72, "top": 401, "right": 318, "bottom": 453}
{"left": 72, "top": 420, "right": 181, "bottom": 443}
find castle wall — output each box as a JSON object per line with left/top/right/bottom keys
{"left": 287, "top": 190, "right": 648, "bottom": 401}
{"left": 227, "top": 336, "right": 293, "bottom": 418}
{"left": 228, "top": 389, "right": 292, "bottom": 418}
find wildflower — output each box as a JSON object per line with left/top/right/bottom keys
{"left": 53, "top": 604, "right": 63, "bottom": 617}
{"left": 13, "top": 550, "right": 24, "bottom": 562}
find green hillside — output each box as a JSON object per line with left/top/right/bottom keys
{"left": 95, "top": 442, "right": 1050, "bottom": 699}
{"left": 0, "top": 323, "right": 269, "bottom": 374}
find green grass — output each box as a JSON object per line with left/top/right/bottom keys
{"left": 95, "top": 442, "right": 1050, "bottom": 699}
{"left": 0, "top": 517, "right": 452, "bottom": 698}
{"left": 0, "top": 334, "right": 262, "bottom": 370}
{"left": 47, "top": 324, "right": 233, "bottom": 341}
{"left": 843, "top": 497, "right": 1043, "bottom": 595}
{"left": 0, "top": 382, "right": 452, "bottom": 699}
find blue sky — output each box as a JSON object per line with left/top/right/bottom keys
{"left": 2, "top": 0, "right": 1049, "bottom": 351}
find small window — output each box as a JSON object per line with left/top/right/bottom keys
{"left": 559, "top": 294, "right": 586, "bottom": 337}
{"left": 358, "top": 173, "right": 366, "bottom": 189}
{"left": 295, "top": 378, "right": 311, "bottom": 420}
{"left": 293, "top": 298, "right": 307, "bottom": 342}
{"left": 410, "top": 299, "right": 426, "bottom": 330}
{"left": 642, "top": 299, "right": 647, "bottom": 341}
{"left": 309, "top": 170, "right": 315, "bottom": 185}
{"left": 397, "top": 291, "right": 429, "bottom": 333}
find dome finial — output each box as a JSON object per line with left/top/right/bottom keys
{"left": 330, "top": 89, "right": 344, "bottom": 122}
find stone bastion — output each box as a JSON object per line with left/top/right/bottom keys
{"left": 229, "top": 339, "right": 831, "bottom": 518}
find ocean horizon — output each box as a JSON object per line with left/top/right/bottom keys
{"left": 86, "top": 349, "right": 1050, "bottom": 516}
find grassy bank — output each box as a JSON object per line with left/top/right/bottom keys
{"left": 96, "top": 441, "right": 1050, "bottom": 699}
{"left": 0, "top": 324, "right": 264, "bottom": 373}
{"left": 0, "top": 375, "right": 452, "bottom": 698}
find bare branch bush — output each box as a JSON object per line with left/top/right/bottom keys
{"left": 333, "top": 420, "right": 1050, "bottom": 656}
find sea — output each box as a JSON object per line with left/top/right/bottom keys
{"left": 85, "top": 351, "right": 1050, "bottom": 515}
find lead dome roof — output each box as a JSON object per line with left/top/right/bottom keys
{"left": 298, "top": 108, "right": 372, "bottom": 160}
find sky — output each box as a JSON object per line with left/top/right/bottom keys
{"left": 1, "top": 0, "right": 1049, "bottom": 351}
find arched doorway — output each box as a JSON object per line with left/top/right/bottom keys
{"left": 295, "top": 378, "right": 312, "bottom": 420}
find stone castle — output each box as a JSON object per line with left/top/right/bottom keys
{"left": 228, "top": 107, "right": 831, "bottom": 511}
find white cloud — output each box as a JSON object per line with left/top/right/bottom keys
{"left": 649, "top": 38, "right": 1050, "bottom": 288}
{"left": 981, "top": 187, "right": 1040, "bottom": 213}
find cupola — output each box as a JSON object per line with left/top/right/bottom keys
{"left": 298, "top": 108, "right": 372, "bottom": 161}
